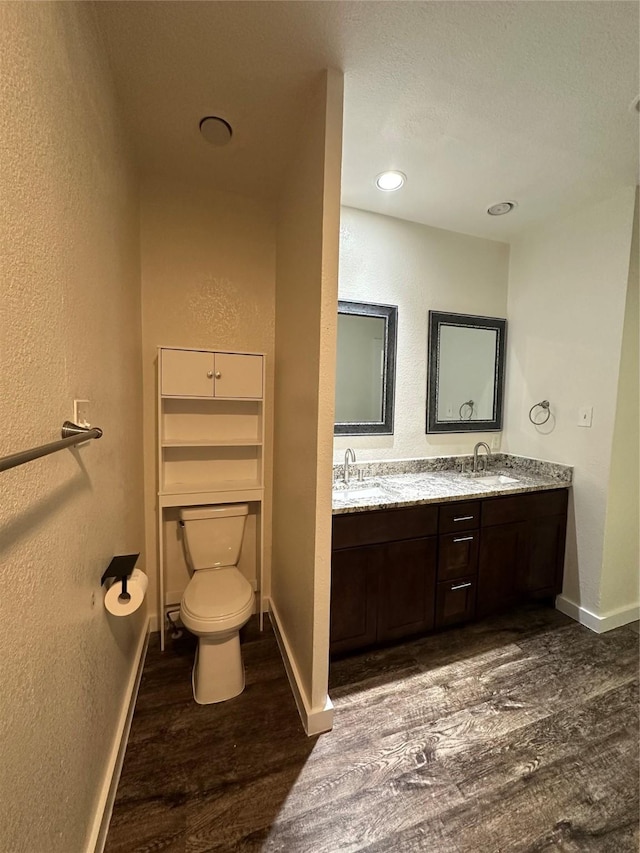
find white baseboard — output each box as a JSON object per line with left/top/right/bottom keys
{"left": 86, "top": 616, "right": 150, "bottom": 853}
{"left": 267, "top": 598, "right": 333, "bottom": 737}
{"left": 556, "top": 595, "right": 640, "bottom": 633}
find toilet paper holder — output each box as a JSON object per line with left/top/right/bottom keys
{"left": 101, "top": 554, "right": 140, "bottom": 602}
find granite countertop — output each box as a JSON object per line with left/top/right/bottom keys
{"left": 332, "top": 453, "right": 572, "bottom": 515}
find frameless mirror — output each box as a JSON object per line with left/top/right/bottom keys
{"left": 335, "top": 301, "right": 397, "bottom": 435}
{"left": 426, "top": 311, "right": 506, "bottom": 433}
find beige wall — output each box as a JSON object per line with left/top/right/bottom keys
{"left": 140, "top": 177, "right": 276, "bottom": 619}
{"left": 272, "top": 69, "right": 343, "bottom": 716}
{"left": 600, "top": 190, "right": 639, "bottom": 614}
{"left": 504, "top": 186, "right": 636, "bottom": 619}
{"left": 0, "top": 4, "right": 144, "bottom": 851}
{"left": 335, "top": 208, "right": 510, "bottom": 460}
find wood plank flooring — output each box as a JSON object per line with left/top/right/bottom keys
{"left": 105, "top": 606, "right": 639, "bottom": 853}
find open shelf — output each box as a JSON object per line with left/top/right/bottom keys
{"left": 161, "top": 438, "right": 263, "bottom": 447}
{"left": 161, "top": 478, "right": 262, "bottom": 495}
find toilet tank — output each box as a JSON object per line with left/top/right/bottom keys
{"left": 179, "top": 504, "right": 248, "bottom": 569}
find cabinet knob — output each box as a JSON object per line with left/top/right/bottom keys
{"left": 215, "top": 371, "right": 221, "bottom": 379}
{"left": 206, "top": 371, "right": 213, "bottom": 378}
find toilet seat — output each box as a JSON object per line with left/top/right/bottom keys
{"left": 181, "top": 567, "right": 254, "bottom": 634}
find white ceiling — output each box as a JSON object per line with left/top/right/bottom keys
{"left": 97, "top": 1, "right": 639, "bottom": 242}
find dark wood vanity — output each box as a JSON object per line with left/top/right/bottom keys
{"left": 330, "top": 488, "right": 568, "bottom": 656}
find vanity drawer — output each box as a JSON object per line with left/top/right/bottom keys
{"left": 438, "top": 501, "right": 480, "bottom": 534}
{"left": 435, "top": 576, "right": 477, "bottom": 629}
{"left": 438, "top": 531, "right": 479, "bottom": 581}
{"left": 332, "top": 505, "right": 438, "bottom": 550}
{"left": 481, "top": 489, "right": 568, "bottom": 527}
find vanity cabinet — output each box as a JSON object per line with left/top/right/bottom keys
{"left": 331, "top": 488, "right": 568, "bottom": 656}
{"left": 477, "top": 489, "right": 567, "bottom": 618}
{"left": 330, "top": 506, "right": 437, "bottom": 655}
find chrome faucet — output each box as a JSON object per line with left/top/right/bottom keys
{"left": 344, "top": 448, "right": 357, "bottom": 485}
{"left": 472, "top": 441, "right": 491, "bottom": 474}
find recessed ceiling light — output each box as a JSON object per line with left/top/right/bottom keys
{"left": 199, "top": 116, "right": 233, "bottom": 146}
{"left": 487, "top": 201, "right": 517, "bottom": 216}
{"left": 376, "top": 171, "right": 406, "bottom": 191}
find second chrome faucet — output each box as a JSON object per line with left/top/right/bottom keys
{"left": 344, "top": 447, "right": 357, "bottom": 485}
{"left": 472, "top": 441, "right": 491, "bottom": 474}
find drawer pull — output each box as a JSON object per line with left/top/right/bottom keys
{"left": 453, "top": 535, "right": 474, "bottom": 543}
{"left": 451, "top": 582, "right": 472, "bottom": 591}
{"left": 453, "top": 515, "right": 474, "bottom": 522}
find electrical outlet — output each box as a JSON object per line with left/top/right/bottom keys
{"left": 490, "top": 434, "right": 500, "bottom": 451}
{"left": 74, "top": 399, "right": 91, "bottom": 427}
{"left": 577, "top": 406, "right": 593, "bottom": 428}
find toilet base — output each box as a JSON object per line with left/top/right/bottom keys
{"left": 192, "top": 630, "right": 245, "bottom": 704}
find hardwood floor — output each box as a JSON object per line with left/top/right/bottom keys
{"left": 105, "top": 606, "right": 639, "bottom": 853}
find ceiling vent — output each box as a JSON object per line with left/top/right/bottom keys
{"left": 487, "top": 201, "right": 517, "bottom": 216}
{"left": 199, "top": 116, "right": 233, "bottom": 146}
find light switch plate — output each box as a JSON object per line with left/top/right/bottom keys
{"left": 74, "top": 399, "right": 91, "bottom": 427}
{"left": 577, "top": 406, "right": 593, "bottom": 428}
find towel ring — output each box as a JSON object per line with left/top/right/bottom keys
{"left": 459, "top": 400, "right": 474, "bottom": 420}
{"left": 529, "top": 400, "right": 551, "bottom": 425}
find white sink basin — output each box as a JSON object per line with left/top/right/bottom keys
{"left": 475, "top": 475, "right": 519, "bottom": 486}
{"left": 332, "top": 486, "right": 389, "bottom": 503}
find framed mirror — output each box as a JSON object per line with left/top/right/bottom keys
{"left": 426, "top": 310, "right": 506, "bottom": 433}
{"left": 335, "top": 300, "right": 397, "bottom": 435}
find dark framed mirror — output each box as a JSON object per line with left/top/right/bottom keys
{"left": 426, "top": 310, "right": 506, "bottom": 433}
{"left": 335, "top": 300, "right": 397, "bottom": 435}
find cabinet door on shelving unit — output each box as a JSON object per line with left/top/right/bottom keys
{"left": 330, "top": 546, "right": 379, "bottom": 655}
{"left": 161, "top": 349, "right": 214, "bottom": 397}
{"left": 214, "top": 353, "right": 263, "bottom": 399}
{"left": 377, "top": 537, "right": 437, "bottom": 643}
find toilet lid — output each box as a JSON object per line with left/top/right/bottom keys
{"left": 182, "top": 567, "right": 253, "bottom": 621}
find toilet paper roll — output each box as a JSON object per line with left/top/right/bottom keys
{"left": 104, "top": 568, "right": 148, "bottom": 616}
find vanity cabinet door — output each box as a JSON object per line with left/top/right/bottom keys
{"left": 477, "top": 522, "right": 526, "bottom": 618}
{"left": 377, "top": 537, "right": 437, "bottom": 643}
{"left": 518, "top": 514, "right": 567, "bottom": 597}
{"left": 330, "top": 546, "right": 379, "bottom": 655}
{"left": 479, "top": 491, "right": 568, "bottom": 616}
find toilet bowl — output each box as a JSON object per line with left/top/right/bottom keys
{"left": 179, "top": 504, "right": 254, "bottom": 704}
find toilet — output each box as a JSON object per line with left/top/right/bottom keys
{"left": 179, "top": 503, "right": 254, "bottom": 704}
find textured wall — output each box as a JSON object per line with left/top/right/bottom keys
{"left": 0, "top": 4, "right": 145, "bottom": 851}
{"left": 335, "top": 208, "right": 510, "bottom": 461}
{"left": 140, "top": 178, "right": 276, "bottom": 621}
{"left": 272, "top": 69, "right": 343, "bottom": 713}
{"left": 504, "top": 187, "right": 636, "bottom": 617}
{"left": 600, "top": 191, "right": 639, "bottom": 615}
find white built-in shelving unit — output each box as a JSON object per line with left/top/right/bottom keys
{"left": 157, "top": 346, "right": 265, "bottom": 648}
